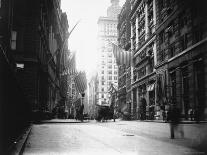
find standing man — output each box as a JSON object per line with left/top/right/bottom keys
{"left": 168, "top": 104, "right": 184, "bottom": 139}
{"left": 79, "top": 103, "right": 84, "bottom": 122}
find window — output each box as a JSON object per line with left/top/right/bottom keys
{"left": 193, "top": 29, "right": 202, "bottom": 44}
{"left": 101, "top": 94, "right": 104, "bottom": 98}
{"left": 108, "top": 65, "right": 112, "bottom": 69}
{"left": 138, "top": 67, "right": 146, "bottom": 79}
{"left": 180, "top": 35, "right": 187, "bottom": 51}
{"left": 108, "top": 71, "right": 112, "bottom": 74}
{"left": 102, "top": 81, "right": 105, "bottom": 85}
{"left": 170, "top": 71, "right": 176, "bottom": 103}
{"left": 158, "top": 50, "right": 165, "bottom": 62}
{"left": 101, "top": 88, "right": 104, "bottom": 92}
{"left": 108, "top": 76, "right": 112, "bottom": 80}
{"left": 108, "top": 53, "right": 112, "bottom": 57}
{"left": 159, "top": 31, "right": 165, "bottom": 44}
{"left": 169, "top": 43, "right": 175, "bottom": 58}
{"left": 11, "top": 31, "right": 17, "bottom": 50}
{"left": 102, "top": 70, "right": 104, "bottom": 74}
{"left": 114, "top": 71, "right": 118, "bottom": 74}
{"left": 102, "top": 76, "right": 104, "bottom": 80}
{"left": 114, "top": 76, "right": 117, "bottom": 80}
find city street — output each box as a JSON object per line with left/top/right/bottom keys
{"left": 22, "top": 120, "right": 207, "bottom": 155}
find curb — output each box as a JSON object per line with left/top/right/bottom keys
{"left": 9, "top": 125, "right": 32, "bottom": 155}
{"left": 134, "top": 120, "right": 207, "bottom": 124}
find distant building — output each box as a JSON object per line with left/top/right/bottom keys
{"left": 97, "top": 0, "right": 121, "bottom": 106}
{"left": 88, "top": 73, "right": 98, "bottom": 119}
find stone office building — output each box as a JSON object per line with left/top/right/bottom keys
{"left": 5, "top": 0, "right": 69, "bottom": 117}
{"left": 130, "top": 0, "right": 157, "bottom": 119}
{"left": 155, "top": 0, "right": 207, "bottom": 120}
{"left": 117, "top": 0, "right": 132, "bottom": 117}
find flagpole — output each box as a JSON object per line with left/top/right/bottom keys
{"left": 47, "top": 20, "right": 81, "bottom": 65}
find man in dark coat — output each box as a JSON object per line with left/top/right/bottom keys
{"left": 79, "top": 104, "right": 84, "bottom": 122}
{"left": 168, "top": 104, "right": 184, "bottom": 139}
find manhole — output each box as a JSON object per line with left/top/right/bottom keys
{"left": 123, "top": 134, "right": 134, "bottom": 136}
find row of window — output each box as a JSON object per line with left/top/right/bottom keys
{"left": 101, "top": 76, "right": 118, "bottom": 80}
{"left": 101, "top": 81, "right": 117, "bottom": 86}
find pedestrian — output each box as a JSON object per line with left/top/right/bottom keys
{"left": 168, "top": 104, "right": 184, "bottom": 139}
{"left": 113, "top": 112, "right": 116, "bottom": 122}
{"left": 189, "top": 109, "right": 194, "bottom": 121}
{"left": 194, "top": 107, "right": 200, "bottom": 123}
{"left": 79, "top": 104, "right": 84, "bottom": 122}
{"left": 162, "top": 110, "right": 166, "bottom": 122}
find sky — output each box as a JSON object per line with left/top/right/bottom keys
{"left": 61, "top": 0, "right": 125, "bottom": 79}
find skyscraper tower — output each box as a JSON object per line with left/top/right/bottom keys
{"left": 96, "top": 0, "right": 121, "bottom": 105}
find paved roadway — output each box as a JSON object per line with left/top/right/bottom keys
{"left": 23, "top": 120, "right": 207, "bottom": 155}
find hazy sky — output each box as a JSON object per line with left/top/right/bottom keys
{"left": 61, "top": 0, "right": 125, "bottom": 79}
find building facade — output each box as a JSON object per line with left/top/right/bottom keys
{"left": 130, "top": 0, "right": 157, "bottom": 120}
{"left": 97, "top": 0, "right": 121, "bottom": 106}
{"left": 88, "top": 73, "right": 98, "bottom": 119}
{"left": 0, "top": 0, "right": 69, "bottom": 118}
{"left": 0, "top": 0, "right": 70, "bottom": 151}
{"left": 117, "top": 0, "right": 132, "bottom": 118}
{"left": 124, "top": 0, "right": 207, "bottom": 120}
{"left": 155, "top": 0, "right": 207, "bottom": 120}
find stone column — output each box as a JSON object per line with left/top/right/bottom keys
{"left": 135, "top": 15, "right": 139, "bottom": 50}
{"left": 204, "top": 54, "right": 207, "bottom": 119}
{"left": 176, "top": 68, "right": 183, "bottom": 111}
{"left": 145, "top": 3, "right": 149, "bottom": 40}
{"left": 188, "top": 62, "right": 194, "bottom": 109}
{"left": 130, "top": 21, "right": 134, "bottom": 119}
{"left": 152, "top": 0, "right": 156, "bottom": 27}
{"left": 136, "top": 88, "right": 140, "bottom": 119}
{"left": 153, "top": 41, "right": 157, "bottom": 66}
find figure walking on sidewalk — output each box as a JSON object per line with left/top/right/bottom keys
{"left": 168, "top": 104, "right": 184, "bottom": 139}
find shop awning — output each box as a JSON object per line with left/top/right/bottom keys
{"left": 147, "top": 83, "right": 155, "bottom": 91}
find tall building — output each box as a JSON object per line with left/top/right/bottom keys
{"left": 0, "top": 0, "right": 70, "bottom": 151}
{"left": 88, "top": 73, "right": 98, "bottom": 119}
{"left": 130, "top": 0, "right": 157, "bottom": 120}
{"left": 125, "top": 0, "right": 207, "bottom": 121}
{"left": 155, "top": 0, "right": 207, "bottom": 120}
{"left": 96, "top": 0, "right": 121, "bottom": 105}
{"left": 117, "top": 0, "right": 131, "bottom": 118}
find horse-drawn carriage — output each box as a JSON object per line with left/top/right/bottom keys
{"left": 96, "top": 104, "right": 114, "bottom": 122}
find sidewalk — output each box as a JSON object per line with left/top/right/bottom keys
{"left": 40, "top": 119, "right": 84, "bottom": 123}
{"left": 136, "top": 119, "right": 207, "bottom": 124}
{"left": 8, "top": 125, "right": 32, "bottom": 155}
